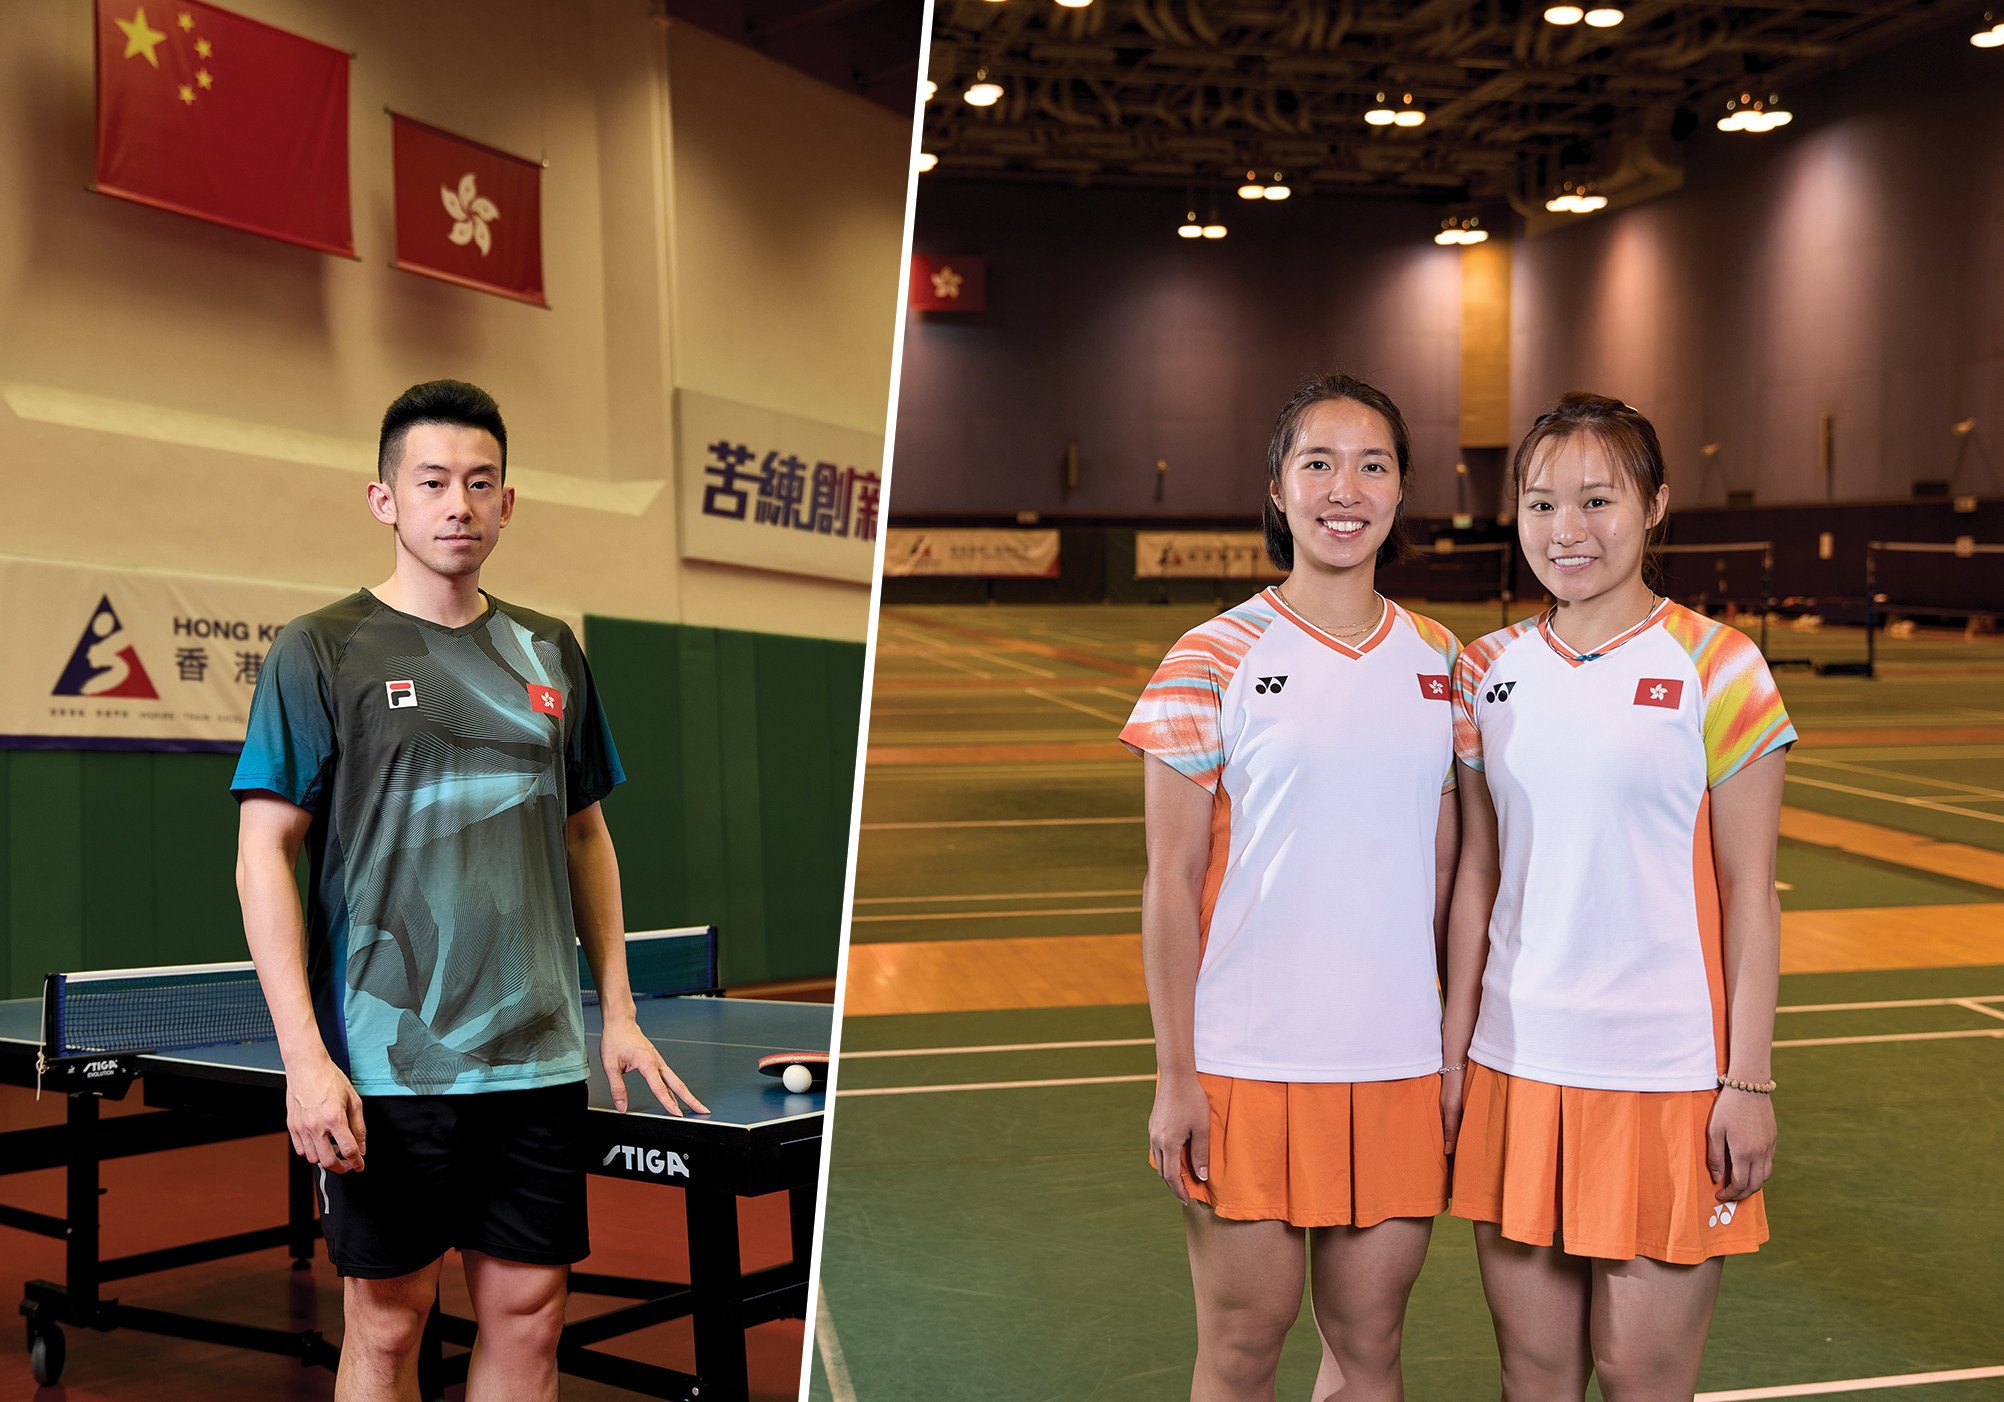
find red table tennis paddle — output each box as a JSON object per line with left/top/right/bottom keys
{"left": 757, "top": 1050, "right": 829, "bottom": 1089}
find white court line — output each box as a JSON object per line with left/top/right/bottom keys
{"left": 965, "top": 648, "right": 1058, "bottom": 679}
{"left": 814, "top": 1288, "right": 858, "bottom": 1402}
{"left": 860, "top": 816, "right": 1142, "bottom": 831}
{"left": 842, "top": 1037, "right": 1153, "bottom": 1060}
{"left": 1783, "top": 774, "right": 2004, "bottom": 826}
{"left": 1026, "top": 687, "right": 1129, "bottom": 724}
{"left": 1094, "top": 685, "right": 1141, "bottom": 703}
{"left": 839, "top": 1073, "right": 1155, "bottom": 1098}
{"left": 851, "top": 905, "right": 1139, "bottom": 924}
{"left": 853, "top": 887, "right": 1140, "bottom": 905}
{"left": 1773, "top": 1029, "right": 2004, "bottom": 1049}
{"left": 1780, "top": 995, "right": 2004, "bottom": 1012}
{"left": 1696, "top": 1364, "right": 2004, "bottom": 1399}
{"left": 1954, "top": 999, "right": 2004, "bottom": 1023}
{"left": 1791, "top": 756, "right": 2004, "bottom": 801}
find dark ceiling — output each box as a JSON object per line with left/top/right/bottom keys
{"left": 660, "top": 0, "right": 926, "bottom": 114}
{"left": 919, "top": 0, "right": 1989, "bottom": 218}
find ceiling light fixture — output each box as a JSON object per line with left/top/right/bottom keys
{"left": 1054, "top": 0, "right": 1095, "bottom": 7}
{"left": 1717, "top": 91, "right": 1792, "bottom": 132}
{"left": 1434, "top": 215, "right": 1489, "bottom": 246}
{"left": 1583, "top": 5, "right": 1623, "bottom": 26}
{"left": 1365, "top": 92, "right": 1397, "bottom": 126}
{"left": 964, "top": 68, "right": 1004, "bottom": 107}
{"left": 1543, "top": 5, "right": 1584, "bottom": 23}
{"left": 1973, "top": 11, "right": 2004, "bottom": 45}
{"left": 1202, "top": 222, "right": 1227, "bottom": 239}
{"left": 917, "top": 152, "right": 938, "bottom": 173}
{"left": 1263, "top": 173, "right": 1291, "bottom": 200}
{"left": 1239, "top": 170, "right": 1266, "bottom": 200}
{"left": 1178, "top": 210, "right": 1203, "bottom": 239}
{"left": 1393, "top": 92, "right": 1426, "bottom": 127}
{"left": 1544, "top": 179, "right": 1605, "bottom": 213}
{"left": 922, "top": 79, "right": 937, "bottom": 101}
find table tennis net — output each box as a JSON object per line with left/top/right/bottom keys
{"left": 46, "top": 964, "right": 273, "bottom": 1058}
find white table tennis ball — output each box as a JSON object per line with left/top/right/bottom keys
{"left": 782, "top": 1063, "right": 813, "bottom": 1093}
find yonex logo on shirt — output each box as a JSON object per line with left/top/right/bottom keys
{"left": 385, "top": 680, "right": 417, "bottom": 709}
{"left": 1253, "top": 675, "right": 1288, "bottom": 695}
{"left": 1483, "top": 680, "right": 1518, "bottom": 704}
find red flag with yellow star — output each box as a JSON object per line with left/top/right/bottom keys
{"left": 94, "top": 0, "right": 351, "bottom": 256}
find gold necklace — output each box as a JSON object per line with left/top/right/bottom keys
{"left": 1276, "top": 583, "right": 1383, "bottom": 634}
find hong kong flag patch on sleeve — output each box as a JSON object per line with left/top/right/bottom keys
{"left": 1634, "top": 677, "right": 1684, "bottom": 709}
{"left": 527, "top": 683, "right": 564, "bottom": 717}
{"left": 1416, "top": 674, "right": 1450, "bottom": 700}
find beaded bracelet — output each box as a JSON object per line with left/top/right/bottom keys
{"left": 1719, "top": 1074, "right": 1777, "bottom": 1094}
{"left": 1441, "top": 1061, "right": 1468, "bottom": 1074}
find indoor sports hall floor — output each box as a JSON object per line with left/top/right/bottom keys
{"left": 811, "top": 600, "right": 2004, "bottom": 1402}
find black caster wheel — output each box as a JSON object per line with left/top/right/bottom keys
{"left": 29, "top": 1324, "right": 65, "bottom": 1386}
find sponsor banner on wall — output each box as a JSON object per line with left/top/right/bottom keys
{"left": 677, "top": 391, "right": 883, "bottom": 585}
{"left": 0, "top": 556, "right": 336, "bottom": 752}
{"left": 884, "top": 529, "right": 1060, "bottom": 578}
{"left": 1135, "top": 531, "right": 1282, "bottom": 580}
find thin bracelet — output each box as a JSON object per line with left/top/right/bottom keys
{"left": 1441, "top": 1060, "right": 1467, "bottom": 1074}
{"left": 1719, "top": 1073, "right": 1777, "bottom": 1094}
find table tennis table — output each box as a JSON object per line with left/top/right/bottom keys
{"left": 0, "top": 927, "right": 830, "bottom": 1400}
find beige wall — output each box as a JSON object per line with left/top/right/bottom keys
{"left": 0, "top": 1, "right": 910, "bottom": 639}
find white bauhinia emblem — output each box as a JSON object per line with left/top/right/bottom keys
{"left": 931, "top": 265, "right": 963, "bottom": 298}
{"left": 1649, "top": 683, "right": 1668, "bottom": 700}
{"left": 1430, "top": 679, "right": 1444, "bottom": 695}
{"left": 442, "top": 173, "right": 500, "bottom": 256}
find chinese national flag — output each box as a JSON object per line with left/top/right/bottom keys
{"left": 391, "top": 114, "right": 546, "bottom": 307}
{"left": 94, "top": 1, "right": 352, "bottom": 256}
{"left": 909, "top": 254, "right": 986, "bottom": 312}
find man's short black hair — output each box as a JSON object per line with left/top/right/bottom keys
{"left": 377, "top": 379, "right": 508, "bottom": 483}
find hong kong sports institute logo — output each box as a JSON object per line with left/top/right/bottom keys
{"left": 52, "top": 596, "right": 159, "bottom": 700}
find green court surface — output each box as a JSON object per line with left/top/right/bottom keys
{"left": 817, "top": 601, "right": 2004, "bottom": 1401}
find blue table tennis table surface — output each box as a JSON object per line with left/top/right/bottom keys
{"left": 0, "top": 993, "right": 830, "bottom": 1134}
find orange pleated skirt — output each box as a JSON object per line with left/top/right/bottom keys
{"left": 1162, "top": 1072, "right": 1448, "bottom": 1228}
{"left": 1449, "top": 1062, "right": 1767, "bottom": 1264}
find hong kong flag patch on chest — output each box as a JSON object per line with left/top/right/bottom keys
{"left": 1634, "top": 677, "right": 1684, "bottom": 709}
{"left": 1416, "top": 674, "right": 1450, "bottom": 700}
{"left": 527, "top": 683, "right": 564, "bottom": 717}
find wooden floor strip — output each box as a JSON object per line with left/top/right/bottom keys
{"left": 840, "top": 907, "right": 2004, "bottom": 1016}
{"left": 1780, "top": 806, "right": 2004, "bottom": 890}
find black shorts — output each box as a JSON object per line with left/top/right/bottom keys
{"left": 318, "top": 1080, "right": 590, "bottom": 1279}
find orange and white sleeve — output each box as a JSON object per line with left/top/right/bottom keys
{"left": 1120, "top": 630, "right": 1234, "bottom": 792}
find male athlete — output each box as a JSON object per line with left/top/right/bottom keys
{"left": 233, "top": 379, "right": 704, "bottom": 1402}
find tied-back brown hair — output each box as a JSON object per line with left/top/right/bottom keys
{"left": 1262, "top": 373, "right": 1414, "bottom": 571}
{"left": 1513, "top": 391, "right": 1670, "bottom": 575}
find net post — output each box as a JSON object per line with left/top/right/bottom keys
{"left": 1864, "top": 543, "right": 1877, "bottom": 679}
{"left": 1760, "top": 544, "right": 1773, "bottom": 656}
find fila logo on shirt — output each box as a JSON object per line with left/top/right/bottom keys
{"left": 1253, "top": 675, "right": 1288, "bottom": 695}
{"left": 1416, "top": 674, "right": 1449, "bottom": 701}
{"left": 602, "top": 1144, "right": 690, "bottom": 1178}
{"left": 385, "top": 679, "right": 417, "bottom": 709}
{"left": 527, "top": 683, "right": 564, "bottom": 717}
{"left": 1634, "top": 678, "right": 1684, "bottom": 709}
{"left": 1483, "top": 680, "right": 1518, "bottom": 704}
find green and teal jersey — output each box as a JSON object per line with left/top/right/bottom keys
{"left": 231, "top": 590, "right": 624, "bottom": 1095}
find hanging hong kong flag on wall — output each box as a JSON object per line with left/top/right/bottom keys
{"left": 909, "top": 254, "right": 986, "bottom": 312}
{"left": 391, "top": 113, "right": 546, "bottom": 307}
{"left": 94, "top": 1, "right": 352, "bottom": 256}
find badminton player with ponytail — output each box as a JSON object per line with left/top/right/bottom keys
{"left": 1124, "top": 373, "right": 1462, "bottom": 1401}
{"left": 1442, "top": 393, "right": 1795, "bottom": 1399}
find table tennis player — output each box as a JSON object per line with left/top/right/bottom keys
{"left": 231, "top": 379, "right": 706, "bottom": 1402}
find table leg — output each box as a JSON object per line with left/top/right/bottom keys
{"left": 686, "top": 1186, "right": 748, "bottom": 1402}
{"left": 65, "top": 1094, "right": 101, "bottom": 1314}
{"left": 789, "top": 1183, "right": 815, "bottom": 1269}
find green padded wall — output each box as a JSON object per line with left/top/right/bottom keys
{"left": 0, "top": 617, "right": 863, "bottom": 998}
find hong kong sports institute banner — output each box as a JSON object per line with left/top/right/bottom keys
{"left": 1134, "top": 531, "right": 1281, "bottom": 579}
{"left": 883, "top": 529, "right": 1061, "bottom": 577}
{"left": 0, "top": 557, "right": 338, "bottom": 753}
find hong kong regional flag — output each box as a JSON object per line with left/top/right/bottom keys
{"left": 94, "top": 1, "right": 352, "bottom": 256}
{"left": 391, "top": 114, "right": 546, "bottom": 307}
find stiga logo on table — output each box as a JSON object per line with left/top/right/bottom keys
{"left": 52, "top": 596, "right": 159, "bottom": 699}
{"left": 601, "top": 1144, "right": 691, "bottom": 1178}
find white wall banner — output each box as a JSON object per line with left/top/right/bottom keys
{"left": 676, "top": 389, "right": 883, "bottom": 585}
{"left": 883, "top": 529, "right": 1061, "bottom": 578}
{"left": 1134, "top": 531, "right": 1281, "bottom": 580}
{"left": 0, "top": 556, "right": 337, "bottom": 753}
